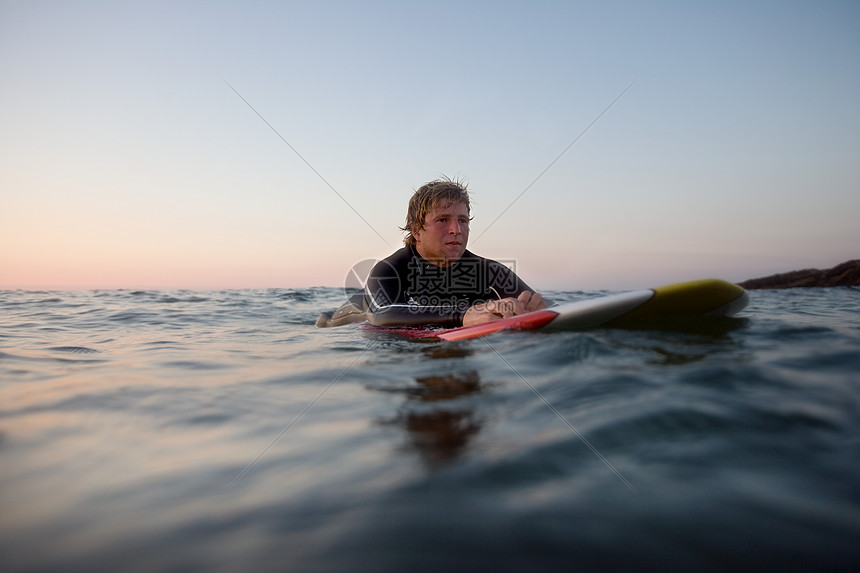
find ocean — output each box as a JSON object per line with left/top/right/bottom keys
{"left": 1, "top": 287, "right": 859, "bottom": 572}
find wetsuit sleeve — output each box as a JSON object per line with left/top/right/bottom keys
{"left": 363, "top": 257, "right": 465, "bottom": 328}
{"left": 366, "top": 301, "right": 465, "bottom": 328}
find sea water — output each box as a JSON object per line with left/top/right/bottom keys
{"left": 1, "top": 287, "right": 858, "bottom": 572}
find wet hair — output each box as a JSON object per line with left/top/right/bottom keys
{"left": 400, "top": 178, "right": 472, "bottom": 246}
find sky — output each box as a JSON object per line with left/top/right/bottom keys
{"left": 1, "top": 0, "right": 858, "bottom": 291}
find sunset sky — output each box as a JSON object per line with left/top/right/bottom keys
{"left": 2, "top": 1, "right": 858, "bottom": 291}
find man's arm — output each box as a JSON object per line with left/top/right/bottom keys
{"left": 363, "top": 257, "right": 466, "bottom": 328}
{"left": 366, "top": 303, "right": 464, "bottom": 327}
{"left": 460, "top": 260, "right": 547, "bottom": 326}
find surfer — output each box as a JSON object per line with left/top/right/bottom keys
{"left": 318, "top": 178, "right": 547, "bottom": 328}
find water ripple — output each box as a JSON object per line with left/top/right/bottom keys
{"left": 0, "top": 286, "right": 858, "bottom": 572}
{"left": 47, "top": 346, "right": 99, "bottom": 354}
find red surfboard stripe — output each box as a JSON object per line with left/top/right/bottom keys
{"left": 436, "top": 310, "right": 560, "bottom": 341}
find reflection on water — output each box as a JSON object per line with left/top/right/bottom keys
{"left": 604, "top": 316, "right": 751, "bottom": 366}
{"left": 419, "top": 344, "right": 475, "bottom": 360}
{"left": 378, "top": 371, "right": 485, "bottom": 468}
{"left": 622, "top": 316, "right": 749, "bottom": 338}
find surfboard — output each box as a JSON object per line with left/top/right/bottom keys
{"left": 360, "top": 279, "right": 749, "bottom": 341}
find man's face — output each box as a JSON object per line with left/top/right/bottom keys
{"left": 413, "top": 201, "right": 470, "bottom": 266}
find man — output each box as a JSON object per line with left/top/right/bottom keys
{"left": 317, "top": 178, "right": 547, "bottom": 328}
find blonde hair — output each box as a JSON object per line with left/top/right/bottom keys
{"left": 400, "top": 178, "right": 472, "bottom": 246}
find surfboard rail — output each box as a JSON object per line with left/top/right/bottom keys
{"left": 360, "top": 279, "right": 749, "bottom": 341}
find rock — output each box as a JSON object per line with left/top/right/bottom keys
{"left": 738, "top": 260, "right": 860, "bottom": 289}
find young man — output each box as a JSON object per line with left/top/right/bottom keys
{"left": 317, "top": 179, "right": 547, "bottom": 328}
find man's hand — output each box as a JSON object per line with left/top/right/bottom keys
{"left": 462, "top": 301, "right": 507, "bottom": 326}
{"left": 517, "top": 290, "right": 546, "bottom": 312}
{"left": 462, "top": 291, "right": 548, "bottom": 326}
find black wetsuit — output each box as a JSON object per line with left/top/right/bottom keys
{"left": 358, "top": 246, "right": 538, "bottom": 327}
